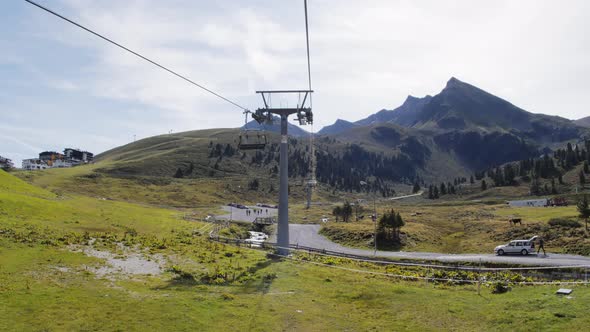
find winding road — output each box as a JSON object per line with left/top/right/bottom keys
{"left": 287, "top": 224, "right": 590, "bottom": 267}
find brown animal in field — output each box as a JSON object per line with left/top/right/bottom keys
{"left": 509, "top": 218, "right": 522, "bottom": 226}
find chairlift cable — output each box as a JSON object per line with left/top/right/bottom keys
{"left": 23, "top": 0, "right": 250, "bottom": 112}
{"left": 304, "top": 0, "right": 317, "bottom": 198}
{"left": 304, "top": 0, "right": 313, "bottom": 107}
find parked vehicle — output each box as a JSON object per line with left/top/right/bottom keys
{"left": 236, "top": 204, "right": 247, "bottom": 209}
{"left": 248, "top": 231, "right": 268, "bottom": 241}
{"left": 547, "top": 197, "right": 568, "bottom": 207}
{"left": 494, "top": 236, "right": 538, "bottom": 256}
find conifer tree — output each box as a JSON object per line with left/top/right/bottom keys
{"left": 577, "top": 195, "right": 590, "bottom": 231}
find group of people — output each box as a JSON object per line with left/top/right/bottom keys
{"left": 245, "top": 209, "right": 269, "bottom": 217}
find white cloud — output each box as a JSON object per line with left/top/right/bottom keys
{"left": 2, "top": 0, "right": 590, "bottom": 162}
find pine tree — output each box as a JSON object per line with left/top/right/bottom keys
{"left": 530, "top": 178, "right": 541, "bottom": 196}
{"left": 470, "top": 175, "right": 475, "bottom": 184}
{"left": 433, "top": 186, "right": 440, "bottom": 199}
{"left": 580, "top": 170, "right": 586, "bottom": 186}
{"left": 440, "top": 183, "right": 447, "bottom": 195}
{"left": 394, "top": 212, "right": 405, "bottom": 240}
{"left": 332, "top": 206, "right": 342, "bottom": 222}
{"left": 577, "top": 195, "right": 590, "bottom": 231}
{"left": 481, "top": 180, "right": 487, "bottom": 191}
{"left": 558, "top": 173, "right": 564, "bottom": 185}
{"left": 551, "top": 178, "right": 557, "bottom": 194}
{"left": 412, "top": 182, "right": 421, "bottom": 194}
{"left": 174, "top": 168, "right": 184, "bottom": 178}
{"left": 186, "top": 162, "right": 194, "bottom": 175}
{"left": 342, "top": 202, "right": 353, "bottom": 222}
{"left": 584, "top": 161, "right": 589, "bottom": 174}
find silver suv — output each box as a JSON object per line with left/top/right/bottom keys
{"left": 494, "top": 236, "right": 538, "bottom": 256}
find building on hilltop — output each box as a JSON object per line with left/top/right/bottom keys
{"left": 0, "top": 156, "right": 14, "bottom": 170}
{"left": 64, "top": 148, "right": 93, "bottom": 163}
{"left": 22, "top": 148, "right": 94, "bottom": 171}
{"left": 22, "top": 158, "right": 50, "bottom": 170}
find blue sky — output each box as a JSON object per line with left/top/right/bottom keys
{"left": 2, "top": 0, "right": 590, "bottom": 167}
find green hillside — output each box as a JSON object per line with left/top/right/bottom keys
{"left": 0, "top": 169, "right": 56, "bottom": 199}
{"left": 3, "top": 168, "right": 590, "bottom": 331}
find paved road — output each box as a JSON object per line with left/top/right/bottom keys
{"left": 217, "top": 206, "right": 278, "bottom": 222}
{"left": 287, "top": 224, "right": 590, "bottom": 267}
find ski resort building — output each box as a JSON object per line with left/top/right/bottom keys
{"left": 64, "top": 148, "right": 93, "bottom": 163}
{"left": 0, "top": 156, "right": 14, "bottom": 170}
{"left": 22, "top": 158, "right": 50, "bottom": 170}
{"left": 22, "top": 148, "right": 94, "bottom": 171}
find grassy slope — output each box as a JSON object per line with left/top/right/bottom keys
{"left": 4, "top": 242, "right": 590, "bottom": 331}
{"left": 3, "top": 170, "right": 590, "bottom": 330}
{"left": 321, "top": 198, "right": 589, "bottom": 254}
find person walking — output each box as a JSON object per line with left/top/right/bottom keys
{"left": 537, "top": 237, "right": 546, "bottom": 256}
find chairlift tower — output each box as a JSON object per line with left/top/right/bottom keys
{"left": 252, "top": 90, "right": 313, "bottom": 255}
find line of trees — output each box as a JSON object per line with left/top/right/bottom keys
{"left": 472, "top": 139, "right": 590, "bottom": 194}
{"left": 332, "top": 202, "right": 353, "bottom": 222}
{"left": 427, "top": 182, "right": 459, "bottom": 199}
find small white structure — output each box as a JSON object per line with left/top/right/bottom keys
{"left": 22, "top": 159, "right": 49, "bottom": 170}
{"left": 508, "top": 199, "right": 548, "bottom": 207}
{"left": 22, "top": 158, "right": 74, "bottom": 170}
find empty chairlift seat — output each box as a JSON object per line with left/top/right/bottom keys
{"left": 238, "top": 130, "right": 267, "bottom": 150}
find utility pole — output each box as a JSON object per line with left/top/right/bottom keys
{"left": 373, "top": 189, "right": 377, "bottom": 256}
{"left": 361, "top": 181, "right": 377, "bottom": 256}
{"left": 251, "top": 90, "right": 313, "bottom": 256}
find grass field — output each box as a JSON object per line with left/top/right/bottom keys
{"left": 320, "top": 198, "right": 590, "bottom": 254}
{"left": 3, "top": 168, "right": 590, "bottom": 330}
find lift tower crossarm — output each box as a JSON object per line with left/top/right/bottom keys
{"left": 256, "top": 90, "right": 314, "bottom": 94}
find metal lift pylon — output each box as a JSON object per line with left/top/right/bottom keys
{"left": 251, "top": 90, "right": 313, "bottom": 255}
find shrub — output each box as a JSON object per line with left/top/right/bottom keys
{"left": 548, "top": 218, "right": 581, "bottom": 228}
{"left": 262, "top": 272, "right": 277, "bottom": 281}
{"left": 491, "top": 282, "right": 510, "bottom": 294}
{"left": 168, "top": 266, "right": 196, "bottom": 281}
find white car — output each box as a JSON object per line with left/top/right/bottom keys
{"left": 494, "top": 236, "right": 538, "bottom": 256}
{"left": 247, "top": 231, "right": 268, "bottom": 241}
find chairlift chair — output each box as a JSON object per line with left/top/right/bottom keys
{"left": 238, "top": 110, "right": 267, "bottom": 150}
{"left": 238, "top": 130, "right": 267, "bottom": 150}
